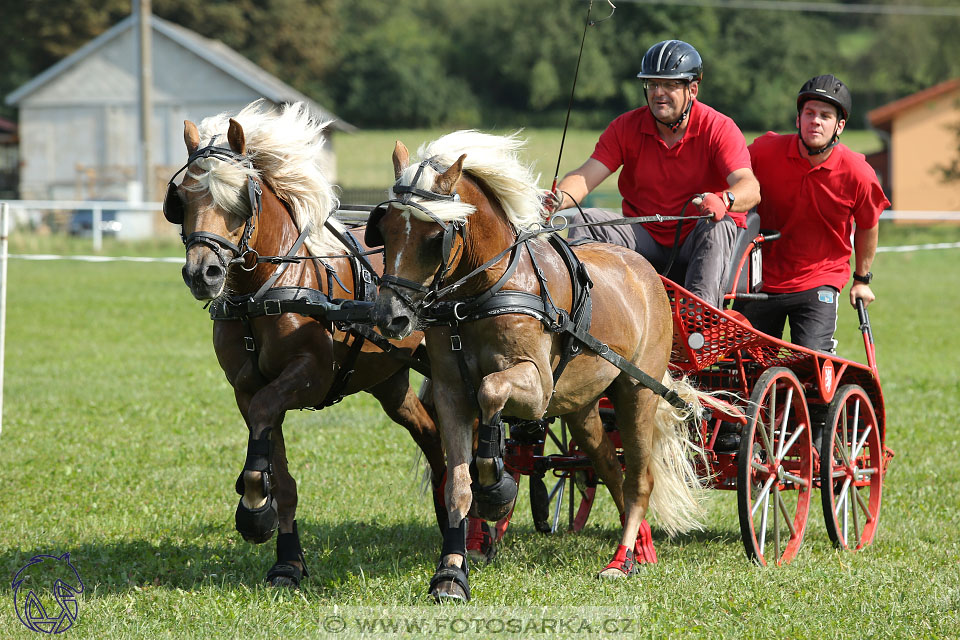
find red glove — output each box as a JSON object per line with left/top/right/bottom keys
{"left": 696, "top": 192, "right": 727, "bottom": 222}
{"left": 541, "top": 189, "right": 562, "bottom": 215}
{"left": 695, "top": 192, "right": 747, "bottom": 228}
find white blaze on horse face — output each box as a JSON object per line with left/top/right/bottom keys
{"left": 388, "top": 209, "right": 413, "bottom": 274}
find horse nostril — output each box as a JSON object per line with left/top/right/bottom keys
{"left": 203, "top": 264, "right": 225, "bottom": 284}
{"left": 387, "top": 316, "right": 411, "bottom": 337}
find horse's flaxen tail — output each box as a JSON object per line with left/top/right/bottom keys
{"left": 647, "top": 372, "right": 713, "bottom": 537}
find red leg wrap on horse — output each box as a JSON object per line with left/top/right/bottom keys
{"left": 634, "top": 519, "right": 658, "bottom": 564}
{"left": 602, "top": 544, "right": 635, "bottom": 575}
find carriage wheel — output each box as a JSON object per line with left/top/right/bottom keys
{"left": 530, "top": 470, "right": 596, "bottom": 533}
{"left": 820, "top": 385, "right": 883, "bottom": 550}
{"left": 526, "top": 418, "right": 599, "bottom": 534}
{"left": 737, "top": 367, "right": 813, "bottom": 566}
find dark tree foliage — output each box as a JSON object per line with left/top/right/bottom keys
{"left": 4, "top": 0, "right": 960, "bottom": 133}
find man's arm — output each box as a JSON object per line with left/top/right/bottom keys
{"left": 724, "top": 167, "right": 761, "bottom": 212}
{"left": 850, "top": 223, "right": 879, "bottom": 307}
{"left": 553, "top": 158, "right": 613, "bottom": 210}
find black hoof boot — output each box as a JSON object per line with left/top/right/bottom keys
{"left": 236, "top": 497, "right": 279, "bottom": 544}
{"left": 235, "top": 433, "right": 277, "bottom": 544}
{"left": 469, "top": 412, "right": 518, "bottom": 521}
{"left": 267, "top": 521, "right": 309, "bottom": 588}
{"left": 470, "top": 465, "right": 518, "bottom": 522}
{"left": 430, "top": 519, "right": 470, "bottom": 603}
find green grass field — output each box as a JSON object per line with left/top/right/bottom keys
{"left": 1, "top": 224, "right": 958, "bottom": 638}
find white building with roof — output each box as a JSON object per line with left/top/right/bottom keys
{"left": 5, "top": 13, "right": 352, "bottom": 202}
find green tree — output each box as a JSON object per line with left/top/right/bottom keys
{"left": 329, "top": 1, "right": 479, "bottom": 126}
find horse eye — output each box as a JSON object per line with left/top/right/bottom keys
{"left": 427, "top": 229, "right": 445, "bottom": 249}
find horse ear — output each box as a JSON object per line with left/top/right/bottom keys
{"left": 184, "top": 120, "right": 200, "bottom": 155}
{"left": 227, "top": 118, "right": 246, "bottom": 154}
{"left": 436, "top": 154, "right": 466, "bottom": 195}
{"left": 392, "top": 141, "right": 410, "bottom": 179}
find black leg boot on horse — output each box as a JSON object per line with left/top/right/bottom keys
{"left": 469, "top": 412, "right": 518, "bottom": 523}
{"left": 429, "top": 518, "right": 470, "bottom": 603}
{"left": 235, "top": 429, "right": 280, "bottom": 544}
{"left": 267, "top": 520, "right": 310, "bottom": 588}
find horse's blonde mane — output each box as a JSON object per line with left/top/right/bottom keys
{"left": 188, "top": 99, "right": 343, "bottom": 256}
{"left": 393, "top": 130, "right": 545, "bottom": 230}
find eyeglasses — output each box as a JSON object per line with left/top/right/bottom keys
{"left": 642, "top": 79, "right": 688, "bottom": 92}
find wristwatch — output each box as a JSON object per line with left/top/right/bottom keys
{"left": 724, "top": 191, "right": 735, "bottom": 209}
{"left": 852, "top": 271, "right": 873, "bottom": 284}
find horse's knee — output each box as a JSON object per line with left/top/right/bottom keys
{"left": 477, "top": 362, "right": 547, "bottom": 421}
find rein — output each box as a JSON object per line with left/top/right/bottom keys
{"left": 550, "top": 0, "right": 617, "bottom": 195}
{"left": 374, "top": 172, "right": 695, "bottom": 414}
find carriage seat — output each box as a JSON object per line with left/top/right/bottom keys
{"left": 721, "top": 210, "right": 781, "bottom": 305}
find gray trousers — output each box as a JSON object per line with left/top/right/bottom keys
{"left": 565, "top": 207, "right": 738, "bottom": 308}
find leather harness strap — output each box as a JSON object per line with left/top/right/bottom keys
{"left": 423, "top": 233, "right": 692, "bottom": 413}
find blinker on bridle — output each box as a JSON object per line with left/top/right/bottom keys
{"left": 163, "top": 141, "right": 263, "bottom": 270}
{"left": 365, "top": 158, "right": 466, "bottom": 312}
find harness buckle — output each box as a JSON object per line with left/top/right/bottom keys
{"left": 450, "top": 335, "right": 462, "bottom": 351}
{"left": 264, "top": 299, "right": 282, "bottom": 316}
{"left": 244, "top": 336, "right": 256, "bottom": 352}
{"left": 361, "top": 269, "right": 373, "bottom": 284}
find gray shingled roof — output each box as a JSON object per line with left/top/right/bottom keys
{"left": 6, "top": 13, "right": 354, "bottom": 132}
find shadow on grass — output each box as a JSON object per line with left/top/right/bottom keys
{"left": 1, "top": 519, "right": 441, "bottom": 597}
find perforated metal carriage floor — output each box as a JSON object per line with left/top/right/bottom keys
{"left": 663, "top": 279, "right": 815, "bottom": 373}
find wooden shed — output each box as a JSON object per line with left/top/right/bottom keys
{"left": 5, "top": 14, "right": 352, "bottom": 203}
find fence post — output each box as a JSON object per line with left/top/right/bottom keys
{"left": 93, "top": 205, "right": 103, "bottom": 252}
{"left": 0, "top": 202, "right": 8, "bottom": 436}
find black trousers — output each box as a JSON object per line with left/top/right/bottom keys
{"left": 734, "top": 286, "right": 840, "bottom": 353}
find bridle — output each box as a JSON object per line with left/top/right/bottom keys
{"left": 364, "top": 158, "right": 467, "bottom": 314}
{"left": 163, "top": 142, "right": 263, "bottom": 271}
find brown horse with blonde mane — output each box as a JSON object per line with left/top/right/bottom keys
{"left": 166, "top": 100, "right": 448, "bottom": 587}
{"left": 369, "top": 130, "right": 710, "bottom": 602}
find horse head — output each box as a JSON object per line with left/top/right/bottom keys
{"left": 168, "top": 118, "right": 265, "bottom": 300}
{"left": 370, "top": 141, "right": 478, "bottom": 339}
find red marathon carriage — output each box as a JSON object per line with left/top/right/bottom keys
{"left": 501, "top": 212, "right": 895, "bottom": 566}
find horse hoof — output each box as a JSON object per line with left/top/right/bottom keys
{"left": 597, "top": 567, "right": 630, "bottom": 580}
{"left": 268, "top": 574, "right": 299, "bottom": 589}
{"left": 429, "top": 559, "right": 470, "bottom": 603}
{"left": 431, "top": 582, "right": 469, "bottom": 604}
{"left": 236, "top": 496, "right": 279, "bottom": 544}
{"left": 266, "top": 562, "right": 305, "bottom": 589}
{"left": 470, "top": 473, "right": 518, "bottom": 521}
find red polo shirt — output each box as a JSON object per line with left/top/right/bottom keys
{"left": 748, "top": 132, "right": 889, "bottom": 293}
{"left": 591, "top": 101, "right": 752, "bottom": 245}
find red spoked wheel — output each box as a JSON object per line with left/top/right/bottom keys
{"left": 820, "top": 384, "right": 883, "bottom": 550}
{"left": 737, "top": 367, "right": 813, "bottom": 566}
{"left": 529, "top": 420, "right": 599, "bottom": 533}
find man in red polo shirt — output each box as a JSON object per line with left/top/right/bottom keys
{"left": 734, "top": 75, "right": 889, "bottom": 352}
{"left": 549, "top": 39, "right": 760, "bottom": 308}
